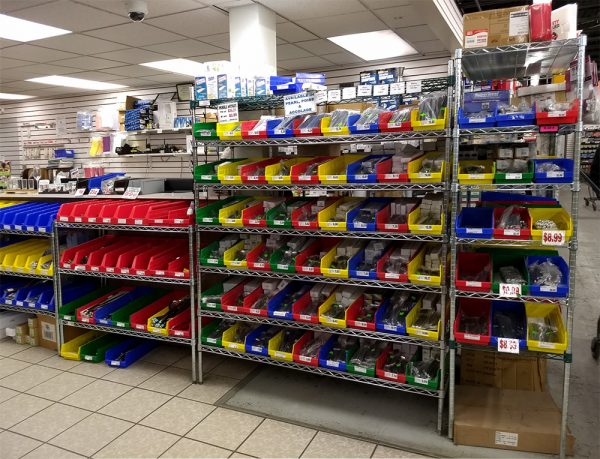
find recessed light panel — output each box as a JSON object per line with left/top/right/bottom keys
{"left": 26, "top": 76, "right": 126, "bottom": 90}
{"left": 327, "top": 30, "right": 417, "bottom": 61}
{"left": 140, "top": 59, "right": 206, "bottom": 76}
{"left": 0, "top": 14, "right": 71, "bottom": 42}
{"left": 0, "top": 93, "right": 34, "bottom": 100}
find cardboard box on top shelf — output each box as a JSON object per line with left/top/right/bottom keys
{"left": 117, "top": 95, "right": 143, "bottom": 112}
{"left": 454, "top": 385, "right": 575, "bottom": 455}
{"left": 463, "top": 6, "right": 529, "bottom": 49}
{"left": 461, "top": 349, "right": 547, "bottom": 392}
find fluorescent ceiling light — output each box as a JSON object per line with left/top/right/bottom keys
{"left": 140, "top": 59, "right": 205, "bottom": 76}
{"left": 328, "top": 30, "right": 417, "bottom": 61}
{"left": 0, "top": 92, "right": 34, "bottom": 100}
{"left": 0, "top": 13, "right": 71, "bottom": 42}
{"left": 26, "top": 76, "right": 126, "bottom": 91}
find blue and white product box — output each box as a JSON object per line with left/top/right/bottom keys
{"left": 360, "top": 71, "right": 378, "bottom": 85}
{"left": 195, "top": 76, "right": 207, "bottom": 101}
{"left": 206, "top": 74, "right": 218, "bottom": 100}
{"left": 217, "top": 74, "right": 228, "bottom": 99}
{"left": 255, "top": 77, "right": 267, "bottom": 96}
{"left": 247, "top": 77, "right": 255, "bottom": 97}
{"left": 377, "top": 97, "right": 400, "bottom": 110}
{"left": 234, "top": 76, "right": 242, "bottom": 98}
{"left": 463, "top": 90, "right": 510, "bottom": 113}
{"left": 377, "top": 68, "right": 398, "bottom": 84}
{"left": 296, "top": 72, "right": 325, "bottom": 84}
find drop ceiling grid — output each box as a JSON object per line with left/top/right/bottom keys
{"left": 0, "top": 0, "right": 449, "bottom": 94}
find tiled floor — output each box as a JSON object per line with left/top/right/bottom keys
{"left": 0, "top": 342, "right": 429, "bottom": 458}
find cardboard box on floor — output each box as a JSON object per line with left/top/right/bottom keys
{"left": 454, "top": 385, "right": 575, "bottom": 455}
{"left": 37, "top": 315, "right": 86, "bottom": 351}
{"left": 463, "top": 6, "right": 530, "bottom": 49}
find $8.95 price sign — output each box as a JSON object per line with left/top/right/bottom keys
{"left": 497, "top": 337, "right": 519, "bottom": 354}
{"left": 542, "top": 229, "right": 565, "bottom": 246}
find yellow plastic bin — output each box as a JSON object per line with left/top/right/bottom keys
{"left": 405, "top": 298, "right": 441, "bottom": 340}
{"left": 407, "top": 245, "right": 444, "bottom": 286}
{"left": 408, "top": 152, "right": 445, "bottom": 183}
{"left": 223, "top": 239, "right": 250, "bottom": 269}
{"left": 60, "top": 331, "right": 101, "bottom": 360}
{"left": 217, "top": 159, "right": 258, "bottom": 184}
{"left": 320, "top": 243, "right": 350, "bottom": 279}
{"left": 265, "top": 157, "right": 312, "bottom": 184}
{"left": 528, "top": 208, "right": 573, "bottom": 242}
{"left": 35, "top": 254, "right": 53, "bottom": 276}
{"left": 317, "top": 197, "right": 363, "bottom": 231}
{"left": 222, "top": 323, "right": 246, "bottom": 353}
{"left": 525, "top": 303, "right": 568, "bottom": 354}
{"left": 321, "top": 116, "right": 350, "bottom": 136}
{"left": 318, "top": 155, "right": 365, "bottom": 184}
{"left": 216, "top": 121, "right": 242, "bottom": 140}
{"left": 218, "top": 198, "right": 253, "bottom": 227}
{"left": 407, "top": 206, "right": 445, "bottom": 235}
{"left": 411, "top": 107, "right": 448, "bottom": 131}
{"left": 458, "top": 160, "right": 495, "bottom": 184}
{"left": 318, "top": 291, "right": 348, "bottom": 328}
{"left": 267, "top": 330, "right": 293, "bottom": 361}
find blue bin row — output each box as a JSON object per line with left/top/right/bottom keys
{"left": 0, "top": 202, "right": 61, "bottom": 232}
{"left": 105, "top": 338, "right": 157, "bottom": 368}
{"left": 458, "top": 106, "right": 536, "bottom": 128}
{"left": 0, "top": 278, "right": 96, "bottom": 312}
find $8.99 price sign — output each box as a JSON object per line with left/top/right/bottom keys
{"left": 499, "top": 283, "right": 521, "bottom": 298}
{"left": 497, "top": 337, "right": 519, "bottom": 354}
{"left": 542, "top": 229, "right": 565, "bottom": 246}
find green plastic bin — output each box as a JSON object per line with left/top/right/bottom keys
{"left": 201, "top": 319, "right": 223, "bottom": 347}
{"left": 193, "top": 122, "right": 218, "bottom": 140}
{"left": 200, "top": 283, "right": 224, "bottom": 311}
{"left": 110, "top": 292, "right": 165, "bottom": 329}
{"left": 199, "top": 241, "right": 225, "bottom": 267}
{"left": 270, "top": 248, "right": 296, "bottom": 273}
{"left": 195, "top": 159, "right": 240, "bottom": 183}
{"left": 494, "top": 161, "right": 534, "bottom": 184}
{"left": 196, "top": 197, "right": 243, "bottom": 225}
{"left": 79, "top": 334, "right": 124, "bottom": 363}
{"left": 59, "top": 287, "right": 116, "bottom": 321}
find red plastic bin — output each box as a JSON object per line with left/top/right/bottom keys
{"left": 60, "top": 235, "right": 116, "bottom": 270}
{"left": 247, "top": 243, "right": 272, "bottom": 272}
{"left": 295, "top": 238, "right": 336, "bottom": 276}
{"left": 241, "top": 120, "right": 268, "bottom": 140}
{"left": 292, "top": 290, "right": 320, "bottom": 324}
{"left": 454, "top": 298, "right": 492, "bottom": 345}
{"left": 375, "top": 346, "right": 407, "bottom": 383}
{"left": 241, "top": 202, "right": 269, "bottom": 227}
{"left": 378, "top": 111, "right": 412, "bottom": 132}
{"left": 292, "top": 331, "right": 320, "bottom": 367}
{"left": 376, "top": 245, "right": 409, "bottom": 283}
{"left": 290, "top": 156, "right": 331, "bottom": 184}
{"left": 375, "top": 201, "right": 417, "bottom": 233}
{"left": 130, "top": 291, "right": 188, "bottom": 331}
{"left": 493, "top": 207, "right": 531, "bottom": 240}
{"left": 455, "top": 252, "right": 492, "bottom": 292}
{"left": 168, "top": 316, "right": 191, "bottom": 338}
{"left": 536, "top": 99, "right": 579, "bottom": 125}
{"left": 374, "top": 155, "right": 411, "bottom": 183}
{"left": 291, "top": 198, "right": 337, "bottom": 230}
{"left": 219, "top": 281, "right": 250, "bottom": 314}
{"left": 240, "top": 158, "right": 281, "bottom": 184}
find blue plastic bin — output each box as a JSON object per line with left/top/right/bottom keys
{"left": 95, "top": 287, "right": 154, "bottom": 325}
{"left": 268, "top": 283, "right": 309, "bottom": 321}
{"left": 318, "top": 335, "right": 355, "bottom": 372}
{"left": 346, "top": 155, "right": 391, "bottom": 183}
{"left": 348, "top": 114, "right": 381, "bottom": 135}
{"left": 374, "top": 298, "right": 412, "bottom": 335}
{"left": 496, "top": 106, "right": 536, "bottom": 127}
{"left": 347, "top": 198, "right": 389, "bottom": 231}
{"left": 267, "top": 118, "right": 299, "bottom": 138}
{"left": 245, "top": 325, "right": 275, "bottom": 356}
{"left": 455, "top": 207, "right": 494, "bottom": 239}
{"left": 88, "top": 173, "right": 125, "bottom": 191}
{"left": 526, "top": 255, "right": 569, "bottom": 298}
{"left": 0, "top": 278, "right": 30, "bottom": 304}
{"left": 490, "top": 301, "right": 527, "bottom": 351}
{"left": 24, "top": 283, "right": 53, "bottom": 309}
{"left": 348, "top": 249, "right": 379, "bottom": 280}
{"left": 533, "top": 159, "right": 574, "bottom": 184}
{"left": 54, "top": 149, "right": 74, "bottom": 158}
{"left": 458, "top": 108, "right": 496, "bottom": 128}
{"left": 105, "top": 338, "right": 157, "bottom": 368}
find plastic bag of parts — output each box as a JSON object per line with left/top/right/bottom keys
{"left": 417, "top": 92, "right": 447, "bottom": 122}
{"left": 497, "top": 206, "right": 527, "bottom": 230}
{"left": 528, "top": 315, "right": 559, "bottom": 343}
{"left": 355, "top": 108, "right": 384, "bottom": 128}
{"left": 528, "top": 258, "right": 563, "bottom": 288}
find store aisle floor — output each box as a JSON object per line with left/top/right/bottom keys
{"left": 0, "top": 341, "right": 429, "bottom": 459}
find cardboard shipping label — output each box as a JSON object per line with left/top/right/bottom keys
{"left": 495, "top": 431, "right": 519, "bottom": 447}
{"left": 465, "top": 29, "right": 489, "bottom": 48}
{"left": 509, "top": 11, "right": 529, "bottom": 37}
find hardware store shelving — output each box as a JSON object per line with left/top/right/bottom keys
{"left": 448, "top": 36, "right": 586, "bottom": 459}
{"left": 192, "top": 63, "right": 455, "bottom": 435}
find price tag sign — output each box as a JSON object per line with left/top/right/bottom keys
{"left": 123, "top": 187, "right": 141, "bottom": 199}
{"left": 542, "top": 229, "right": 565, "bottom": 246}
{"left": 217, "top": 102, "right": 239, "bottom": 123}
{"left": 315, "top": 90, "right": 327, "bottom": 104}
{"left": 342, "top": 86, "right": 357, "bottom": 100}
{"left": 327, "top": 89, "right": 341, "bottom": 103}
{"left": 497, "top": 337, "right": 520, "bottom": 354}
{"left": 88, "top": 188, "right": 100, "bottom": 196}
{"left": 499, "top": 283, "right": 521, "bottom": 298}
{"left": 70, "top": 167, "right": 80, "bottom": 178}
{"left": 373, "top": 84, "right": 389, "bottom": 96}
{"left": 406, "top": 80, "right": 422, "bottom": 93}
{"left": 390, "top": 82, "right": 405, "bottom": 95}
{"left": 74, "top": 188, "right": 86, "bottom": 196}
{"left": 357, "top": 85, "right": 372, "bottom": 97}
{"left": 284, "top": 91, "right": 317, "bottom": 117}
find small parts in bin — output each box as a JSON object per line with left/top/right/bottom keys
{"left": 297, "top": 113, "right": 327, "bottom": 131}
{"left": 528, "top": 315, "right": 559, "bottom": 343}
{"left": 384, "top": 243, "right": 420, "bottom": 276}
{"left": 496, "top": 159, "right": 528, "bottom": 173}
{"left": 305, "top": 284, "right": 336, "bottom": 316}
{"left": 321, "top": 286, "right": 362, "bottom": 321}
{"left": 462, "top": 163, "right": 486, "bottom": 174}
{"left": 418, "top": 153, "right": 444, "bottom": 176}
{"left": 350, "top": 339, "right": 386, "bottom": 368}
{"left": 299, "top": 333, "right": 328, "bottom": 359}
{"left": 388, "top": 144, "right": 422, "bottom": 175}
{"left": 496, "top": 206, "right": 527, "bottom": 231}
{"left": 327, "top": 336, "right": 359, "bottom": 365}
{"left": 279, "top": 329, "right": 304, "bottom": 353}
{"left": 493, "top": 308, "right": 525, "bottom": 340}
{"left": 331, "top": 240, "right": 362, "bottom": 269}
{"left": 205, "top": 320, "right": 234, "bottom": 343}
{"left": 417, "top": 194, "right": 443, "bottom": 226}
{"left": 279, "top": 238, "right": 313, "bottom": 266}
{"left": 410, "top": 348, "right": 440, "bottom": 382}
{"left": 461, "top": 308, "right": 489, "bottom": 336}
{"left": 355, "top": 292, "right": 383, "bottom": 323}
{"left": 232, "top": 236, "right": 262, "bottom": 262}
{"left": 249, "top": 279, "right": 287, "bottom": 311}
{"left": 354, "top": 156, "right": 387, "bottom": 176}
{"left": 412, "top": 293, "right": 441, "bottom": 333}
{"left": 257, "top": 235, "right": 285, "bottom": 263}
{"left": 388, "top": 107, "right": 412, "bottom": 125}
{"left": 295, "top": 198, "right": 331, "bottom": 226}
{"left": 499, "top": 266, "right": 526, "bottom": 284}
{"left": 252, "top": 326, "right": 280, "bottom": 348}
{"left": 497, "top": 101, "right": 531, "bottom": 116}
{"left": 528, "top": 258, "right": 563, "bottom": 289}
{"left": 329, "top": 110, "right": 356, "bottom": 129}
{"left": 331, "top": 200, "right": 361, "bottom": 223}
{"left": 416, "top": 245, "right": 442, "bottom": 276}
{"left": 384, "top": 344, "right": 417, "bottom": 374}
{"left": 535, "top": 162, "right": 564, "bottom": 174}
{"left": 150, "top": 296, "right": 189, "bottom": 328}
{"left": 533, "top": 219, "right": 558, "bottom": 230}
{"left": 208, "top": 235, "right": 242, "bottom": 261}
{"left": 417, "top": 92, "right": 447, "bottom": 123}
{"left": 355, "top": 108, "right": 384, "bottom": 129}
{"left": 352, "top": 201, "right": 383, "bottom": 227}
{"left": 272, "top": 284, "right": 311, "bottom": 316}
{"left": 537, "top": 97, "right": 571, "bottom": 113}
{"left": 380, "top": 291, "right": 419, "bottom": 329}
{"left": 356, "top": 241, "right": 387, "bottom": 273}
{"left": 387, "top": 200, "right": 414, "bottom": 225}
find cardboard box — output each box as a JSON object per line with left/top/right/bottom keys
{"left": 15, "top": 323, "right": 28, "bottom": 336}
{"left": 463, "top": 6, "right": 529, "bottom": 49}
{"left": 27, "top": 335, "right": 39, "bottom": 346}
{"left": 37, "top": 315, "right": 57, "bottom": 351}
{"left": 461, "top": 350, "right": 546, "bottom": 392}
{"left": 454, "top": 386, "right": 575, "bottom": 455}
{"left": 28, "top": 317, "right": 39, "bottom": 331}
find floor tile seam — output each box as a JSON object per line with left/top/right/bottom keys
{"left": 60, "top": 383, "right": 135, "bottom": 413}
{"left": 2, "top": 352, "right": 58, "bottom": 366}
{"left": 22, "top": 439, "right": 91, "bottom": 459}
{"left": 25, "top": 370, "right": 103, "bottom": 402}
{"left": 235, "top": 417, "right": 267, "bottom": 453}
{"left": 63, "top": 366, "right": 117, "bottom": 380}
{"left": 298, "top": 429, "right": 319, "bottom": 458}
{"left": 176, "top": 403, "right": 219, "bottom": 438}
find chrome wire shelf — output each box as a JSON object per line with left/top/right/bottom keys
{"left": 0, "top": 270, "right": 52, "bottom": 280}
{"left": 123, "top": 127, "right": 192, "bottom": 135}
{"left": 460, "top": 37, "right": 582, "bottom": 80}
{"left": 200, "top": 309, "right": 442, "bottom": 348}
{"left": 198, "top": 131, "right": 449, "bottom": 147}
{"left": 454, "top": 289, "right": 566, "bottom": 304}
{"left": 56, "top": 222, "right": 190, "bottom": 233}
{"left": 58, "top": 268, "right": 190, "bottom": 285}
{"left": 0, "top": 303, "right": 55, "bottom": 317}
{"left": 454, "top": 237, "right": 571, "bottom": 249}
{"left": 458, "top": 125, "right": 576, "bottom": 136}
{"left": 0, "top": 228, "right": 52, "bottom": 237}
{"left": 195, "top": 182, "right": 446, "bottom": 192}
{"left": 455, "top": 183, "right": 571, "bottom": 192}
{"left": 198, "top": 266, "right": 444, "bottom": 292}
{"left": 201, "top": 345, "right": 443, "bottom": 397}
{"left": 453, "top": 341, "right": 567, "bottom": 361}
{"left": 61, "top": 320, "right": 192, "bottom": 344}
{"left": 196, "top": 225, "right": 446, "bottom": 242}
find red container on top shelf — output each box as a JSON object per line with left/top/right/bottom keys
{"left": 99, "top": 201, "right": 141, "bottom": 224}
{"left": 378, "top": 111, "right": 412, "bottom": 132}
{"left": 240, "top": 158, "right": 281, "bottom": 184}
{"left": 60, "top": 235, "right": 116, "bottom": 270}
{"left": 130, "top": 290, "right": 188, "bottom": 331}
{"left": 290, "top": 156, "right": 331, "bottom": 184}
{"left": 87, "top": 239, "right": 136, "bottom": 272}
{"left": 57, "top": 200, "right": 114, "bottom": 223}
{"left": 454, "top": 298, "right": 492, "bottom": 346}
{"left": 82, "top": 200, "right": 120, "bottom": 223}
{"left": 126, "top": 201, "right": 184, "bottom": 225}
{"left": 144, "top": 201, "right": 192, "bottom": 226}
{"left": 292, "top": 290, "right": 320, "bottom": 324}
{"left": 492, "top": 207, "right": 531, "bottom": 240}
{"left": 536, "top": 99, "right": 579, "bottom": 125}
{"left": 247, "top": 243, "right": 271, "bottom": 272}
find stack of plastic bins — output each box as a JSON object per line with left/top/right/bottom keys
{"left": 61, "top": 331, "right": 102, "bottom": 360}
{"left": 455, "top": 252, "right": 492, "bottom": 293}
{"left": 318, "top": 335, "right": 359, "bottom": 372}
{"left": 318, "top": 155, "right": 365, "bottom": 184}
{"left": 142, "top": 201, "right": 193, "bottom": 227}
{"left": 56, "top": 200, "right": 111, "bottom": 223}
{"left": 0, "top": 202, "right": 59, "bottom": 231}
{"left": 59, "top": 235, "right": 116, "bottom": 270}
{"left": 79, "top": 334, "right": 123, "bottom": 362}
{"left": 105, "top": 338, "right": 157, "bottom": 367}
{"left": 454, "top": 298, "right": 492, "bottom": 346}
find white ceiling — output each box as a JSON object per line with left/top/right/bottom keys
{"left": 0, "top": 0, "right": 451, "bottom": 97}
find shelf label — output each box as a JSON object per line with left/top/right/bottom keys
{"left": 274, "top": 351, "right": 287, "bottom": 359}
{"left": 88, "top": 188, "right": 100, "bottom": 196}
{"left": 548, "top": 110, "right": 566, "bottom": 118}
{"left": 300, "top": 128, "right": 313, "bottom": 134}
{"left": 354, "top": 174, "right": 369, "bottom": 181}
{"left": 327, "top": 90, "right": 341, "bottom": 103}
{"left": 272, "top": 311, "right": 286, "bottom": 317}
{"left": 299, "top": 314, "right": 312, "bottom": 322}
{"left": 373, "top": 84, "right": 389, "bottom": 96}
{"left": 390, "top": 82, "right": 405, "bottom": 95}
{"left": 467, "top": 174, "right": 485, "bottom": 179}
{"left": 539, "top": 285, "right": 558, "bottom": 293}
{"left": 418, "top": 225, "right": 433, "bottom": 231}
{"left": 465, "top": 281, "right": 482, "bottom": 288}
{"left": 225, "top": 305, "right": 239, "bottom": 312}
{"left": 326, "top": 175, "right": 340, "bottom": 181}
{"left": 74, "top": 188, "right": 86, "bottom": 197}
{"left": 299, "top": 355, "right": 312, "bottom": 363}
{"left": 271, "top": 175, "right": 284, "bottom": 182}
{"left": 353, "top": 222, "right": 367, "bottom": 229}
{"left": 253, "top": 262, "right": 265, "bottom": 269}
{"left": 249, "top": 308, "right": 262, "bottom": 315}
{"left": 384, "top": 370, "right": 398, "bottom": 379}
{"left": 326, "top": 359, "right": 340, "bottom": 368}
{"left": 116, "top": 321, "right": 126, "bottom": 328}
{"left": 357, "top": 85, "right": 372, "bottom": 97}
{"left": 251, "top": 345, "right": 262, "bottom": 353}
{"left": 342, "top": 87, "right": 357, "bottom": 100}
{"left": 217, "top": 102, "right": 239, "bottom": 123}
{"left": 499, "top": 283, "right": 521, "bottom": 298}
{"left": 206, "top": 337, "right": 217, "bottom": 344}
{"left": 302, "top": 266, "right": 315, "bottom": 273}
{"left": 497, "top": 337, "right": 520, "bottom": 354}
{"left": 134, "top": 219, "right": 143, "bottom": 225}
{"left": 298, "top": 221, "right": 311, "bottom": 227}
{"left": 503, "top": 229, "right": 521, "bottom": 237}
{"left": 199, "top": 130, "right": 212, "bottom": 137}
{"left": 356, "top": 271, "right": 370, "bottom": 278}
{"left": 418, "top": 172, "right": 432, "bottom": 178}
{"left": 353, "top": 320, "right": 368, "bottom": 329}
{"left": 504, "top": 173, "right": 522, "bottom": 180}
{"left": 273, "top": 219, "right": 286, "bottom": 226}
{"left": 123, "top": 187, "right": 141, "bottom": 199}
{"left": 540, "top": 125, "right": 559, "bottom": 133}
{"left": 277, "top": 264, "right": 289, "bottom": 271}
{"left": 229, "top": 260, "right": 243, "bottom": 267}
{"left": 464, "top": 333, "right": 481, "bottom": 341}
{"left": 284, "top": 92, "right": 317, "bottom": 117}
{"left": 542, "top": 229, "right": 565, "bottom": 246}
{"left": 384, "top": 273, "right": 400, "bottom": 280}
{"left": 495, "top": 431, "right": 519, "bottom": 447}
{"left": 353, "top": 365, "right": 368, "bottom": 374}
{"left": 414, "top": 376, "right": 429, "bottom": 385}
{"left": 110, "top": 360, "right": 121, "bottom": 366}
{"left": 385, "top": 223, "right": 399, "bottom": 230}
{"left": 249, "top": 219, "right": 261, "bottom": 225}
{"left": 328, "top": 268, "right": 341, "bottom": 275}
{"left": 465, "top": 228, "right": 483, "bottom": 234}
{"left": 546, "top": 171, "right": 564, "bottom": 178}
{"left": 468, "top": 117, "right": 486, "bottom": 123}
{"left": 406, "top": 80, "right": 422, "bottom": 93}
{"left": 328, "top": 126, "right": 342, "bottom": 132}
{"left": 248, "top": 130, "right": 260, "bottom": 136}
{"left": 298, "top": 174, "right": 312, "bottom": 181}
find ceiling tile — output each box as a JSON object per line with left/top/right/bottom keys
{"left": 361, "top": 0, "right": 410, "bottom": 9}
{"left": 84, "top": 23, "right": 184, "bottom": 47}
{"left": 143, "top": 39, "right": 226, "bottom": 57}
{"left": 76, "top": 0, "right": 203, "bottom": 17}
{"left": 140, "top": 73, "right": 193, "bottom": 84}
{"left": 189, "top": 52, "right": 230, "bottom": 62}
{"left": 370, "top": 6, "right": 422, "bottom": 29}
{"left": 412, "top": 39, "right": 448, "bottom": 55}
{"left": 99, "top": 77, "right": 156, "bottom": 87}
{"left": 276, "top": 22, "right": 317, "bottom": 42}
{"left": 51, "top": 56, "right": 125, "bottom": 70}
{"left": 0, "top": 80, "right": 47, "bottom": 91}
{"left": 201, "top": 0, "right": 254, "bottom": 10}
{"left": 0, "top": 67, "right": 46, "bottom": 81}
{"left": 147, "top": 8, "right": 229, "bottom": 38}
{"left": 93, "top": 48, "right": 171, "bottom": 65}
{"left": 99, "top": 65, "right": 167, "bottom": 77}
{"left": 0, "top": 45, "right": 78, "bottom": 62}
{"left": 0, "top": 38, "right": 20, "bottom": 48}
{"left": 394, "top": 25, "right": 434, "bottom": 43}
{"left": 297, "top": 11, "right": 386, "bottom": 37}
{"left": 62, "top": 71, "right": 128, "bottom": 81}
{"left": 0, "top": 0, "right": 56, "bottom": 13}
{"left": 8, "top": 63, "right": 84, "bottom": 75}
{"left": 197, "top": 33, "right": 229, "bottom": 48}
{"left": 276, "top": 37, "right": 287, "bottom": 45}
{"left": 0, "top": 57, "right": 36, "bottom": 69}
{"left": 255, "top": 0, "right": 365, "bottom": 21}
{"left": 320, "top": 51, "right": 364, "bottom": 65}
{"left": 294, "top": 39, "right": 343, "bottom": 55}
{"left": 278, "top": 56, "right": 333, "bottom": 71}
{"left": 9, "top": 0, "right": 128, "bottom": 32}
{"left": 29, "top": 34, "right": 127, "bottom": 54}
{"left": 276, "top": 43, "right": 312, "bottom": 60}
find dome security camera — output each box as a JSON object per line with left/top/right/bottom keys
{"left": 126, "top": 0, "right": 148, "bottom": 22}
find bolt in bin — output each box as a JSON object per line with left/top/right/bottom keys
{"left": 146, "top": 291, "right": 190, "bottom": 335}
{"left": 318, "top": 334, "right": 359, "bottom": 372}
{"left": 346, "top": 198, "right": 388, "bottom": 231}
{"left": 492, "top": 207, "right": 532, "bottom": 240}
{"left": 490, "top": 300, "right": 527, "bottom": 351}
{"left": 105, "top": 338, "right": 157, "bottom": 368}
{"left": 318, "top": 197, "right": 364, "bottom": 232}
{"left": 110, "top": 292, "right": 165, "bottom": 328}
{"left": 346, "top": 343, "right": 389, "bottom": 377}
{"left": 317, "top": 154, "right": 365, "bottom": 184}
{"left": 292, "top": 331, "right": 321, "bottom": 367}
{"left": 265, "top": 157, "right": 312, "bottom": 184}
{"left": 346, "top": 155, "right": 392, "bottom": 183}
{"left": 246, "top": 325, "right": 280, "bottom": 356}
{"left": 405, "top": 300, "right": 441, "bottom": 341}
{"left": 130, "top": 291, "right": 187, "bottom": 331}
{"left": 318, "top": 290, "right": 358, "bottom": 329}
{"left": 346, "top": 295, "right": 384, "bottom": 331}
{"left": 376, "top": 244, "right": 410, "bottom": 283}
{"left": 525, "top": 302, "right": 567, "bottom": 354}
{"left": 291, "top": 290, "right": 320, "bottom": 324}
{"left": 201, "top": 318, "right": 225, "bottom": 347}
{"left": 267, "top": 282, "right": 310, "bottom": 321}
{"left": 240, "top": 157, "right": 281, "bottom": 184}
{"left": 526, "top": 255, "right": 569, "bottom": 298}
{"left": 348, "top": 249, "right": 379, "bottom": 280}
{"left": 295, "top": 238, "right": 336, "bottom": 276}
{"left": 290, "top": 156, "right": 332, "bottom": 184}
{"left": 376, "top": 345, "right": 420, "bottom": 384}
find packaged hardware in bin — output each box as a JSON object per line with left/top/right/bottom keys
{"left": 493, "top": 206, "right": 531, "bottom": 239}
{"left": 375, "top": 291, "right": 420, "bottom": 335}
{"left": 268, "top": 282, "right": 311, "bottom": 320}
{"left": 225, "top": 235, "right": 262, "bottom": 269}
{"left": 490, "top": 301, "right": 527, "bottom": 351}
{"left": 525, "top": 303, "right": 567, "bottom": 354}
{"left": 246, "top": 325, "right": 281, "bottom": 356}
{"left": 240, "top": 157, "right": 282, "bottom": 184}
{"left": 317, "top": 154, "right": 365, "bottom": 184}
{"left": 407, "top": 348, "right": 440, "bottom": 388}
{"left": 318, "top": 335, "right": 359, "bottom": 371}
{"left": 293, "top": 113, "right": 329, "bottom": 137}
{"left": 408, "top": 244, "right": 443, "bottom": 285}
{"left": 293, "top": 283, "right": 336, "bottom": 323}
{"left": 349, "top": 107, "right": 384, "bottom": 134}
{"left": 526, "top": 255, "right": 569, "bottom": 297}
{"left": 267, "top": 198, "right": 311, "bottom": 228}
{"left": 147, "top": 294, "right": 190, "bottom": 335}
{"left": 202, "top": 319, "right": 234, "bottom": 347}
{"left": 244, "top": 198, "right": 285, "bottom": 228}
{"left": 269, "top": 328, "right": 305, "bottom": 361}
{"left": 238, "top": 279, "right": 287, "bottom": 316}
{"left": 295, "top": 238, "right": 336, "bottom": 276}
{"left": 247, "top": 235, "right": 285, "bottom": 271}
{"left": 408, "top": 152, "right": 444, "bottom": 182}
{"left": 347, "top": 339, "right": 387, "bottom": 376}
{"left": 222, "top": 322, "right": 258, "bottom": 352}
{"left": 378, "top": 145, "right": 423, "bottom": 182}
{"left": 406, "top": 293, "right": 442, "bottom": 340}
{"left": 533, "top": 158, "right": 574, "bottom": 183}
{"left": 346, "top": 291, "right": 383, "bottom": 330}
{"left": 294, "top": 332, "right": 328, "bottom": 367}
{"left": 408, "top": 193, "right": 444, "bottom": 234}
{"left": 291, "top": 156, "right": 332, "bottom": 184}
{"left": 271, "top": 237, "right": 313, "bottom": 273}
{"left": 321, "top": 110, "right": 359, "bottom": 136}
{"left": 318, "top": 197, "right": 364, "bottom": 231}
{"left": 529, "top": 207, "right": 573, "bottom": 241}
{"left": 321, "top": 239, "right": 364, "bottom": 278}
{"left": 376, "top": 343, "right": 419, "bottom": 383}
{"left": 378, "top": 106, "right": 413, "bottom": 132}
{"left": 376, "top": 199, "right": 419, "bottom": 232}
{"left": 319, "top": 286, "right": 362, "bottom": 328}
{"left": 349, "top": 240, "right": 388, "bottom": 280}
{"left": 411, "top": 91, "right": 447, "bottom": 130}
{"left": 376, "top": 242, "right": 421, "bottom": 283}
